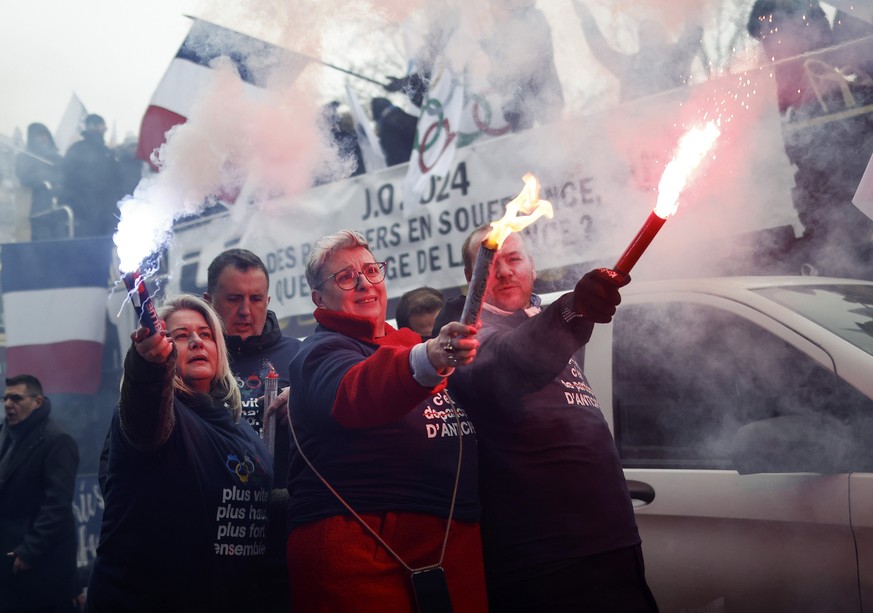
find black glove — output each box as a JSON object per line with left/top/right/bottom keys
{"left": 385, "top": 74, "right": 428, "bottom": 107}
{"left": 572, "top": 268, "right": 630, "bottom": 323}
{"left": 384, "top": 76, "right": 406, "bottom": 92}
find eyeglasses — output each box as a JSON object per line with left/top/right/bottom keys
{"left": 315, "top": 262, "right": 387, "bottom": 291}
{"left": 3, "top": 393, "right": 37, "bottom": 403}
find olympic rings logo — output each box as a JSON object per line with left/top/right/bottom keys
{"left": 226, "top": 453, "right": 256, "bottom": 484}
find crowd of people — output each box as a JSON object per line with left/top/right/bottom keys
{"left": 314, "top": 0, "right": 568, "bottom": 176}
{"left": 2, "top": 233, "right": 653, "bottom": 613}
{"left": 4, "top": 1, "right": 873, "bottom": 611}
{"left": 12, "top": 114, "right": 144, "bottom": 242}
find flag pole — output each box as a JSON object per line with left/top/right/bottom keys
{"left": 313, "top": 59, "right": 388, "bottom": 87}
{"left": 183, "top": 15, "right": 389, "bottom": 87}
{"left": 0, "top": 141, "right": 59, "bottom": 165}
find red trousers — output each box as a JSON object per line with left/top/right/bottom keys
{"left": 287, "top": 512, "right": 488, "bottom": 612}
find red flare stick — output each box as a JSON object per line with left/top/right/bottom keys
{"left": 613, "top": 211, "right": 667, "bottom": 275}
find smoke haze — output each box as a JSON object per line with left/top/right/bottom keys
{"left": 108, "top": 0, "right": 873, "bottom": 285}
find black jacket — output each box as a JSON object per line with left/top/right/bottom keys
{"left": 226, "top": 310, "right": 301, "bottom": 487}
{"left": 0, "top": 399, "right": 79, "bottom": 609}
{"left": 62, "top": 134, "right": 122, "bottom": 236}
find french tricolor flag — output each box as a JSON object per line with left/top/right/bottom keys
{"left": 1, "top": 237, "right": 113, "bottom": 394}
{"left": 137, "top": 17, "right": 309, "bottom": 171}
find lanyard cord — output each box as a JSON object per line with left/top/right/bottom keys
{"left": 288, "top": 392, "right": 464, "bottom": 573}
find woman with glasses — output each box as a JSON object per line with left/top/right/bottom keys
{"left": 286, "top": 229, "right": 484, "bottom": 612}
{"left": 86, "top": 295, "right": 273, "bottom": 613}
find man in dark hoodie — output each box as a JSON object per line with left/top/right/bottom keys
{"left": 204, "top": 248, "right": 301, "bottom": 485}
{"left": 0, "top": 374, "right": 79, "bottom": 613}
{"left": 204, "top": 248, "right": 301, "bottom": 613}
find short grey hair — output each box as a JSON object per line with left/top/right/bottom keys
{"left": 305, "top": 229, "right": 373, "bottom": 289}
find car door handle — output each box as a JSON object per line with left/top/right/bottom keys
{"left": 626, "top": 480, "right": 655, "bottom": 507}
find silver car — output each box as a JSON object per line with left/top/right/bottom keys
{"left": 542, "top": 276, "right": 873, "bottom": 612}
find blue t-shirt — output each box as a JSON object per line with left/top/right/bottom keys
{"left": 446, "top": 298, "right": 641, "bottom": 584}
{"left": 286, "top": 324, "right": 479, "bottom": 528}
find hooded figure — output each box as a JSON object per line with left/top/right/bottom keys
{"left": 15, "top": 123, "right": 65, "bottom": 239}
{"left": 61, "top": 114, "right": 123, "bottom": 237}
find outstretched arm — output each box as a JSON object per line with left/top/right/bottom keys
{"left": 333, "top": 322, "right": 477, "bottom": 428}
{"left": 451, "top": 268, "right": 627, "bottom": 407}
{"left": 119, "top": 326, "right": 176, "bottom": 451}
{"left": 573, "top": 0, "right": 630, "bottom": 77}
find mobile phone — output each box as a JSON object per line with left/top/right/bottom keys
{"left": 411, "top": 567, "right": 454, "bottom": 613}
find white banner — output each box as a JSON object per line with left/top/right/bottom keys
{"left": 166, "top": 69, "right": 799, "bottom": 322}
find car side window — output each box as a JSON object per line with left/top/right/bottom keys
{"left": 613, "top": 302, "right": 873, "bottom": 472}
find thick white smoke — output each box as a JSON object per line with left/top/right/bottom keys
{"left": 113, "top": 0, "right": 871, "bottom": 281}
{"left": 115, "top": 0, "right": 434, "bottom": 272}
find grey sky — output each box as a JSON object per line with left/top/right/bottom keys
{"left": 0, "top": 0, "right": 196, "bottom": 140}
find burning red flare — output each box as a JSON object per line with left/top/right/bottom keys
{"left": 614, "top": 122, "right": 721, "bottom": 275}
{"left": 460, "top": 174, "right": 553, "bottom": 324}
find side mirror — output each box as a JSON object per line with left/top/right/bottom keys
{"left": 731, "top": 414, "right": 853, "bottom": 474}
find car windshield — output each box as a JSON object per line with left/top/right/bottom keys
{"left": 752, "top": 284, "right": 873, "bottom": 357}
